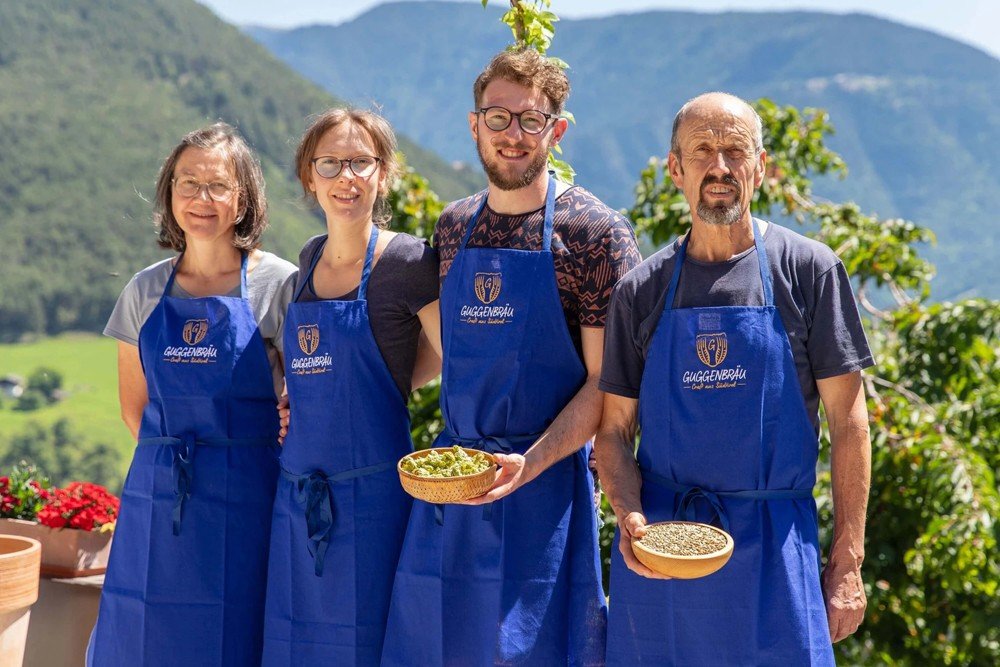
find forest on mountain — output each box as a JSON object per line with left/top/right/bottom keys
{"left": 0, "top": 0, "right": 479, "bottom": 342}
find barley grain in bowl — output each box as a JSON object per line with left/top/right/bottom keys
{"left": 397, "top": 446, "right": 497, "bottom": 503}
{"left": 631, "top": 521, "right": 734, "bottom": 579}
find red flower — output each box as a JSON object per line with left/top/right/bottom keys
{"left": 36, "top": 481, "right": 121, "bottom": 531}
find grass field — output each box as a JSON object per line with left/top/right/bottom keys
{"left": 0, "top": 333, "right": 132, "bottom": 477}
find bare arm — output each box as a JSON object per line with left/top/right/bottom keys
{"left": 594, "top": 391, "right": 670, "bottom": 579}
{"left": 817, "top": 370, "right": 871, "bottom": 642}
{"left": 460, "top": 326, "right": 606, "bottom": 504}
{"left": 411, "top": 300, "right": 442, "bottom": 390}
{"left": 117, "top": 341, "right": 147, "bottom": 440}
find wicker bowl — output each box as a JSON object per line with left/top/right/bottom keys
{"left": 631, "top": 521, "right": 734, "bottom": 579}
{"left": 398, "top": 448, "right": 498, "bottom": 504}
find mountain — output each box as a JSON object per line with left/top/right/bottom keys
{"left": 248, "top": 1, "right": 1000, "bottom": 300}
{"left": 0, "top": 0, "right": 479, "bottom": 341}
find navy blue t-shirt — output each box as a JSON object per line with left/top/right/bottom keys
{"left": 599, "top": 221, "right": 875, "bottom": 431}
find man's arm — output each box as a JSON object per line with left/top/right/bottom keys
{"left": 593, "top": 392, "right": 671, "bottom": 579}
{"left": 459, "top": 326, "right": 606, "bottom": 503}
{"left": 817, "top": 370, "right": 871, "bottom": 642}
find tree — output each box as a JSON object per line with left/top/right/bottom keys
{"left": 26, "top": 365, "right": 63, "bottom": 404}
{"left": 1, "top": 418, "right": 123, "bottom": 492}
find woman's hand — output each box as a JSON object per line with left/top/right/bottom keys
{"left": 277, "top": 390, "right": 290, "bottom": 445}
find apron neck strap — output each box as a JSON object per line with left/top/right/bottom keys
{"left": 357, "top": 224, "right": 379, "bottom": 301}
{"left": 751, "top": 219, "right": 773, "bottom": 305}
{"left": 460, "top": 174, "right": 558, "bottom": 252}
{"left": 293, "top": 225, "right": 379, "bottom": 303}
{"left": 163, "top": 251, "right": 249, "bottom": 299}
{"left": 664, "top": 218, "right": 773, "bottom": 309}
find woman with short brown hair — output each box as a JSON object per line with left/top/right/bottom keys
{"left": 88, "top": 123, "right": 295, "bottom": 666}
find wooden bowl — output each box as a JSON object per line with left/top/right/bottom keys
{"left": 398, "top": 447, "right": 497, "bottom": 503}
{"left": 631, "top": 521, "right": 734, "bottom": 579}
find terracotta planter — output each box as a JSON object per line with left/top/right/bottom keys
{"left": 0, "top": 518, "right": 112, "bottom": 577}
{"left": 0, "top": 535, "right": 41, "bottom": 667}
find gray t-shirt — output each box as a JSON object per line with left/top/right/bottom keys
{"left": 103, "top": 251, "right": 297, "bottom": 396}
{"left": 599, "top": 221, "right": 875, "bottom": 431}
{"left": 286, "top": 232, "right": 439, "bottom": 400}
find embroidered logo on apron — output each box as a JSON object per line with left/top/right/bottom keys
{"left": 474, "top": 272, "right": 502, "bottom": 304}
{"left": 163, "top": 319, "right": 218, "bottom": 364}
{"left": 696, "top": 332, "right": 728, "bottom": 367}
{"left": 182, "top": 319, "right": 209, "bottom": 345}
{"left": 298, "top": 325, "right": 320, "bottom": 355}
{"left": 459, "top": 272, "right": 515, "bottom": 325}
{"left": 290, "top": 324, "right": 333, "bottom": 375}
{"left": 682, "top": 331, "right": 746, "bottom": 391}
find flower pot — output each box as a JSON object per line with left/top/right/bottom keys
{"left": 0, "top": 535, "right": 41, "bottom": 667}
{"left": 0, "top": 518, "right": 112, "bottom": 577}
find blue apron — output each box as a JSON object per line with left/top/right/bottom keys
{"left": 382, "top": 178, "right": 607, "bottom": 666}
{"left": 88, "top": 253, "right": 280, "bottom": 666}
{"left": 606, "top": 221, "right": 835, "bottom": 665}
{"left": 262, "top": 227, "right": 414, "bottom": 666}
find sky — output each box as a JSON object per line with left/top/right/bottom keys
{"left": 199, "top": 0, "right": 1000, "bottom": 59}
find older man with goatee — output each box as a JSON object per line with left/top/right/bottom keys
{"left": 597, "top": 92, "right": 873, "bottom": 666}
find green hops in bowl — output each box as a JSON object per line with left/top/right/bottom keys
{"left": 400, "top": 446, "right": 492, "bottom": 478}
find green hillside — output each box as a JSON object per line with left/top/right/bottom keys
{"left": 0, "top": 335, "right": 122, "bottom": 444}
{"left": 0, "top": 0, "right": 480, "bottom": 342}
{"left": 249, "top": 2, "right": 1000, "bottom": 300}
{"left": 0, "top": 334, "right": 130, "bottom": 486}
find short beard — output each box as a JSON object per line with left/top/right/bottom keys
{"left": 697, "top": 201, "right": 743, "bottom": 226}
{"left": 477, "top": 138, "right": 549, "bottom": 192}
{"left": 696, "top": 173, "right": 743, "bottom": 226}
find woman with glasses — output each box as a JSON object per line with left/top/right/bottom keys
{"left": 88, "top": 123, "right": 296, "bottom": 665}
{"left": 261, "top": 108, "right": 441, "bottom": 665}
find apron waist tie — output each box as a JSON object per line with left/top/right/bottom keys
{"left": 281, "top": 461, "right": 396, "bottom": 576}
{"left": 642, "top": 469, "right": 813, "bottom": 533}
{"left": 138, "top": 435, "right": 275, "bottom": 536}
{"left": 435, "top": 432, "right": 540, "bottom": 524}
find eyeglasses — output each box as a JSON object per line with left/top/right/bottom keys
{"left": 476, "top": 106, "right": 556, "bottom": 135}
{"left": 172, "top": 177, "right": 236, "bottom": 202}
{"left": 311, "top": 155, "right": 381, "bottom": 179}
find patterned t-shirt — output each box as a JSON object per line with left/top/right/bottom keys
{"left": 434, "top": 185, "right": 641, "bottom": 353}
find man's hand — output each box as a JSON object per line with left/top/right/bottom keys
{"left": 619, "top": 511, "right": 673, "bottom": 580}
{"left": 822, "top": 546, "right": 866, "bottom": 642}
{"left": 277, "top": 393, "right": 290, "bottom": 445}
{"left": 453, "top": 453, "right": 532, "bottom": 504}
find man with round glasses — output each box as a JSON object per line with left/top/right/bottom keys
{"left": 383, "top": 47, "right": 640, "bottom": 666}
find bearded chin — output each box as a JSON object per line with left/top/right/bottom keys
{"left": 477, "top": 140, "right": 549, "bottom": 191}
{"left": 697, "top": 201, "right": 743, "bottom": 226}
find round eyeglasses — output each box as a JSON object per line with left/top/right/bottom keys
{"left": 172, "top": 177, "right": 236, "bottom": 202}
{"left": 477, "top": 106, "right": 556, "bottom": 135}
{"left": 312, "top": 155, "right": 381, "bottom": 179}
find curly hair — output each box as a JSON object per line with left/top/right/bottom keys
{"left": 294, "top": 108, "right": 401, "bottom": 228}
{"left": 473, "top": 47, "right": 571, "bottom": 114}
{"left": 153, "top": 122, "right": 268, "bottom": 252}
